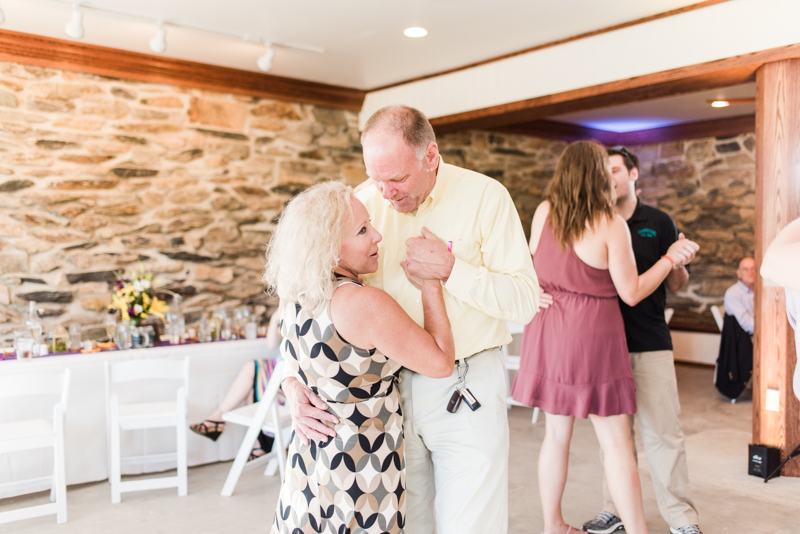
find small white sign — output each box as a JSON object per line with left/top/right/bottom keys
{"left": 766, "top": 388, "right": 781, "bottom": 412}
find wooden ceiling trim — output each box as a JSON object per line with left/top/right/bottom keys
{"left": 0, "top": 28, "right": 366, "bottom": 111}
{"left": 373, "top": 0, "right": 732, "bottom": 92}
{"left": 430, "top": 42, "right": 800, "bottom": 134}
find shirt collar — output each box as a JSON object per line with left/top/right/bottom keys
{"left": 628, "top": 199, "right": 648, "bottom": 223}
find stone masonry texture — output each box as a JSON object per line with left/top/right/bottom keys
{"left": 0, "top": 60, "right": 752, "bottom": 337}
{"left": 0, "top": 61, "right": 367, "bottom": 337}
{"left": 437, "top": 131, "right": 755, "bottom": 331}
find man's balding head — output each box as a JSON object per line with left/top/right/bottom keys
{"left": 361, "top": 105, "right": 436, "bottom": 160}
{"left": 360, "top": 105, "right": 440, "bottom": 213}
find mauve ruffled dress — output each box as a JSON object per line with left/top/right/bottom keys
{"left": 511, "top": 219, "right": 637, "bottom": 418}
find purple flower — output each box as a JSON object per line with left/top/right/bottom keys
{"left": 128, "top": 307, "right": 135, "bottom": 316}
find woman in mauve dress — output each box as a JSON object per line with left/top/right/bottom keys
{"left": 512, "top": 141, "right": 698, "bottom": 534}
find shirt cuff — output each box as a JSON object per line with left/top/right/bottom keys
{"left": 444, "top": 256, "right": 479, "bottom": 300}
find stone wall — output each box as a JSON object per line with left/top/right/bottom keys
{"left": 0, "top": 61, "right": 366, "bottom": 337}
{"left": 0, "top": 57, "right": 755, "bottom": 336}
{"left": 438, "top": 130, "right": 755, "bottom": 331}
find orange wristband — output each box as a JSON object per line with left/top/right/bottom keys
{"left": 661, "top": 255, "right": 676, "bottom": 269}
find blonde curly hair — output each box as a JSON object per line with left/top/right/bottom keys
{"left": 263, "top": 181, "right": 354, "bottom": 313}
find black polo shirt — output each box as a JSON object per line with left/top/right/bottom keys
{"left": 619, "top": 200, "right": 679, "bottom": 353}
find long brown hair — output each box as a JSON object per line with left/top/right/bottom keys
{"left": 545, "top": 140, "right": 615, "bottom": 249}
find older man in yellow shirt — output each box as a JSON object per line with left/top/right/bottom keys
{"left": 283, "top": 105, "right": 538, "bottom": 534}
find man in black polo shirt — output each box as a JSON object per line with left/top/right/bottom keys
{"left": 583, "top": 147, "right": 702, "bottom": 534}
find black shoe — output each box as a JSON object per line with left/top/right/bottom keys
{"left": 189, "top": 420, "right": 225, "bottom": 441}
{"left": 582, "top": 512, "right": 624, "bottom": 534}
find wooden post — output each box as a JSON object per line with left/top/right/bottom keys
{"left": 754, "top": 59, "right": 800, "bottom": 476}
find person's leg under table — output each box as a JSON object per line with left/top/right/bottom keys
{"left": 410, "top": 349, "right": 509, "bottom": 534}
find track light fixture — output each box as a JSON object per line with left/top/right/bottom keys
{"left": 64, "top": 4, "right": 84, "bottom": 39}
{"left": 40, "top": 0, "right": 324, "bottom": 70}
{"left": 149, "top": 21, "right": 167, "bottom": 54}
{"left": 0, "top": 2, "right": 5, "bottom": 25}
{"left": 256, "top": 43, "right": 275, "bottom": 72}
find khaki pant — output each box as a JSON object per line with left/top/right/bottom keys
{"left": 400, "top": 349, "right": 509, "bottom": 534}
{"left": 601, "top": 350, "right": 699, "bottom": 529}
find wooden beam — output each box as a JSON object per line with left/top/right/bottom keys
{"left": 754, "top": 59, "right": 800, "bottom": 476}
{"left": 373, "top": 0, "right": 732, "bottom": 92}
{"left": 490, "top": 115, "right": 755, "bottom": 146}
{"left": 430, "top": 43, "right": 800, "bottom": 134}
{"left": 0, "top": 29, "right": 366, "bottom": 111}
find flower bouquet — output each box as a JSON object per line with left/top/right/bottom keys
{"left": 110, "top": 264, "right": 169, "bottom": 326}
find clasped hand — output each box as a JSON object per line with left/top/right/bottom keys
{"left": 666, "top": 233, "right": 700, "bottom": 268}
{"left": 403, "top": 227, "right": 455, "bottom": 283}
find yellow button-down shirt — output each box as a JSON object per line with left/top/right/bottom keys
{"left": 357, "top": 159, "right": 539, "bottom": 361}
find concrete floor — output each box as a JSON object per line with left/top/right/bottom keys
{"left": 2, "top": 363, "right": 799, "bottom": 533}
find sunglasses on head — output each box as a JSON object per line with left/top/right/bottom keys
{"left": 611, "top": 145, "right": 633, "bottom": 160}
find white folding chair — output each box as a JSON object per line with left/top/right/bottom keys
{"left": 220, "top": 360, "right": 293, "bottom": 497}
{"left": 710, "top": 305, "right": 724, "bottom": 332}
{"left": 105, "top": 358, "right": 189, "bottom": 503}
{"left": 665, "top": 307, "right": 674, "bottom": 325}
{"left": 0, "top": 369, "right": 71, "bottom": 525}
{"left": 502, "top": 321, "right": 540, "bottom": 424}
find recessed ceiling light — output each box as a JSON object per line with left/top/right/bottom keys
{"left": 404, "top": 27, "right": 428, "bottom": 38}
{"left": 710, "top": 100, "right": 730, "bottom": 108}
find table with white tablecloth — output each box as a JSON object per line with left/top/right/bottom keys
{"left": 0, "top": 338, "right": 277, "bottom": 498}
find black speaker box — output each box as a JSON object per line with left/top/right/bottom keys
{"left": 749, "top": 443, "right": 781, "bottom": 479}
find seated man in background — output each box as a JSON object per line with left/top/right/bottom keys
{"left": 716, "top": 257, "right": 755, "bottom": 401}
{"left": 724, "top": 257, "right": 755, "bottom": 336}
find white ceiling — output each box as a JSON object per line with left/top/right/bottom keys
{"left": 2, "top": 0, "right": 706, "bottom": 90}
{"left": 552, "top": 83, "right": 757, "bottom": 132}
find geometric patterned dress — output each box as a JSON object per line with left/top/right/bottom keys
{"left": 271, "top": 279, "right": 405, "bottom": 534}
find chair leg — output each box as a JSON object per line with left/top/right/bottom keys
{"left": 54, "top": 409, "right": 68, "bottom": 524}
{"left": 272, "top": 406, "right": 287, "bottom": 483}
{"left": 220, "top": 420, "right": 263, "bottom": 497}
{"left": 531, "top": 407, "right": 540, "bottom": 424}
{"left": 264, "top": 458, "right": 279, "bottom": 477}
{"left": 110, "top": 404, "right": 121, "bottom": 504}
{"left": 176, "top": 422, "right": 188, "bottom": 497}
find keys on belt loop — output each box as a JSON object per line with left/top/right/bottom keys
{"left": 446, "top": 360, "right": 481, "bottom": 413}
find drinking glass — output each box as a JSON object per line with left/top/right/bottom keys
{"left": 115, "top": 322, "right": 131, "bottom": 350}
{"left": 68, "top": 323, "right": 82, "bottom": 351}
{"left": 104, "top": 314, "right": 117, "bottom": 342}
{"left": 14, "top": 329, "right": 34, "bottom": 360}
{"left": 139, "top": 326, "right": 154, "bottom": 348}
{"left": 245, "top": 318, "right": 257, "bottom": 340}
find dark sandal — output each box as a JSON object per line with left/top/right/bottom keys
{"left": 248, "top": 447, "right": 267, "bottom": 461}
{"left": 189, "top": 420, "right": 225, "bottom": 442}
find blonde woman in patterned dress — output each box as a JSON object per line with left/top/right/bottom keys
{"left": 264, "top": 181, "right": 455, "bottom": 534}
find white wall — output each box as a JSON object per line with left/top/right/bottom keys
{"left": 361, "top": 0, "right": 800, "bottom": 127}
{"left": 672, "top": 330, "right": 720, "bottom": 366}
